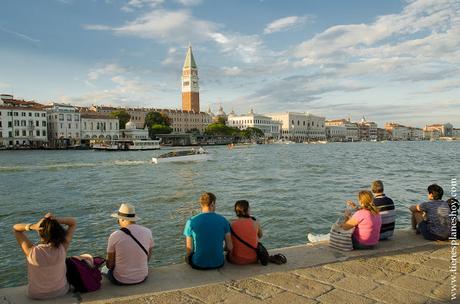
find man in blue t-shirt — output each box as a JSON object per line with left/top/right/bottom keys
{"left": 409, "top": 184, "right": 450, "bottom": 241}
{"left": 183, "top": 192, "right": 232, "bottom": 269}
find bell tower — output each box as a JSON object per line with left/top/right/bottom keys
{"left": 182, "top": 44, "right": 200, "bottom": 112}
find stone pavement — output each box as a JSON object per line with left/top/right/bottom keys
{"left": 102, "top": 245, "right": 452, "bottom": 304}
{"left": 0, "top": 230, "right": 454, "bottom": 304}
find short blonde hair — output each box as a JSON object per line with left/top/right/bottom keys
{"left": 358, "top": 190, "right": 379, "bottom": 215}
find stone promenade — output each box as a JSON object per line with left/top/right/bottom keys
{"left": 0, "top": 230, "right": 455, "bottom": 304}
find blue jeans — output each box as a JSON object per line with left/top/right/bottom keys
{"left": 418, "top": 221, "right": 448, "bottom": 241}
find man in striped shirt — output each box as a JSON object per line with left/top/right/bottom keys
{"left": 371, "top": 180, "right": 395, "bottom": 240}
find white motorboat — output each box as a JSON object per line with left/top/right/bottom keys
{"left": 273, "top": 139, "right": 296, "bottom": 144}
{"left": 152, "top": 148, "right": 210, "bottom": 164}
{"left": 92, "top": 139, "right": 161, "bottom": 151}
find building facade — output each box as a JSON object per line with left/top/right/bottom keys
{"left": 356, "top": 116, "right": 377, "bottom": 141}
{"left": 266, "top": 112, "right": 326, "bottom": 142}
{"left": 80, "top": 113, "right": 119, "bottom": 140}
{"left": 46, "top": 103, "right": 81, "bottom": 148}
{"left": 0, "top": 94, "right": 48, "bottom": 148}
{"left": 325, "top": 125, "right": 347, "bottom": 141}
{"left": 227, "top": 109, "right": 281, "bottom": 139}
{"left": 181, "top": 45, "right": 200, "bottom": 113}
{"left": 423, "top": 123, "right": 453, "bottom": 137}
{"left": 325, "top": 118, "right": 359, "bottom": 141}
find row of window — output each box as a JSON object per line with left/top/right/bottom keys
{"left": 82, "top": 121, "right": 118, "bottom": 131}
{"left": 53, "top": 114, "right": 80, "bottom": 121}
{"left": 1, "top": 111, "right": 46, "bottom": 117}
{"left": 5, "top": 130, "right": 47, "bottom": 137}
{"left": 290, "top": 120, "right": 324, "bottom": 128}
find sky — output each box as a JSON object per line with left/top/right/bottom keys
{"left": 0, "top": 0, "right": 459, "bottom": 128}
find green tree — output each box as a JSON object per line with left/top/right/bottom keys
{"left": 150, "top": 124, "right": 172, "bottom": 135}
{"left": 241, "top": 127, "right": 265, "bottom": 139}
{"left": 216, "top": 116, "right": 226, "bottom": 125}
{"left": 110, "top": 110, "right": 131, "bottom": 129}
{"left": 144, "top": 111, "right": 171, "bottom": 127}
{"left": 205, "top": 123, "right": 240, "bottom": 136}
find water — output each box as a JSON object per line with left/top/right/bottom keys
{"left": 0, "top": 141, "right": 458, "bottom": 288}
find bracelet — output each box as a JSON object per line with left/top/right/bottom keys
{"left": 25, "top": 224, "right": 31, "bottom": 231}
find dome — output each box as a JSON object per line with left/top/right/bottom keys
{"left": 125, "top": 120, "right": 136, "bottom": 130}
{"left": 216, "top": 105, "right": 226, "bottom": 117}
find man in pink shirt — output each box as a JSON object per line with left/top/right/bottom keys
{"left": 106, "top": 203, "right": 154, "bottom": 285}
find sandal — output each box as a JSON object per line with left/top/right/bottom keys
{"left": 268, "top": 254, "right": 287, "bottom": 265}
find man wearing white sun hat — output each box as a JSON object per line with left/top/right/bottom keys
{"left": 106, "top": 203, "right": 154, "bottom": 285}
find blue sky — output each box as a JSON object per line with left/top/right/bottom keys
{"left": 0, "top": 0, "right": 459, "bottom": 127}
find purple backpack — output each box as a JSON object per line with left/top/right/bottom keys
{"left": 66, "top": 256, "right": 105, "bottom": 292}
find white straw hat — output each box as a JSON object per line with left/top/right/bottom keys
{"left": 111, "top": 203, "right": 140, "bottom": 221}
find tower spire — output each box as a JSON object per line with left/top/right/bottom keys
{"left": 182, "top": 44, "right": 200, "bottom": 112}
{"left": 183, "top": 44, "right": 197, "bottom": 70}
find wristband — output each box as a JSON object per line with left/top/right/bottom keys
{"left": 25, "top": 224, "right": 31, "bottom": 231}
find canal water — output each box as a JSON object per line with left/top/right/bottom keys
{"left": 0, "top": 141, "right": 458, "bottom": 287}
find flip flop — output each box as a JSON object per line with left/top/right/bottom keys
{"left": 268, "top": 254, "right": 287, "bottom": 265}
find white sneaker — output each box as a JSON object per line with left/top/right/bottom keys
{"left": 307, "top": 233, "right": 330, "bottom": 243}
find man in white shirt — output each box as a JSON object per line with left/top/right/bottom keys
{"left": 106, "top": 203, "right": 154, "bottom": 285}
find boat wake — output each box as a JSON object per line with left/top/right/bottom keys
{"left": 113, "top": 160, "right": 150, "bottom": 166}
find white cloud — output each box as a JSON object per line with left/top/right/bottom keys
{"left": 87, "top": 64, "right": 127, "bottom": 81}
{"left": 264, "top": 15, "right": 311, "bottom": 34}
{"left": 222, "top": 66, "right": 242, "bottom": 76}
{"left": 0, "top": 26, "right": 40, "bottom": 43}
{"left": 85, "top": 9, "right": 268, "bottom": 63}
{"left": 121, "top": 0, "right": 164, "bottom": 12}
{"left": 176, "top": 0, "right": 202, "bottom": 6}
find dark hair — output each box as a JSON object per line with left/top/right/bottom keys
{"left": 199, "top": 192, "right": 216, "bottom": 207}
{"left": 39, "top": 218, "right": 66, "bottom": 248}
{"left": 234, "top": 200, "right": 250, "bottom": 218}
{"left": 427, "top": 184, "right": 444, "bottom": 200}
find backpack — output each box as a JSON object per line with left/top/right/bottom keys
{"left": 66, "top": 255, "right": 105, "bottom": 292}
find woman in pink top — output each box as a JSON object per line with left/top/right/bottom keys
{"left": 12, "top": 213, "right": 77, "bottom": 299}
{"left": 228, "top": 200, "right": 263, "bottom": 265}
{"left": 342, "top": 191, "right": 381, "bottom": 249}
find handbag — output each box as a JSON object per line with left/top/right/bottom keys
{"left": 230, "top": 227, "right": 269, "bottom": 265}
{"left": 329, "top": 220, "right": 355, "bottom": 251}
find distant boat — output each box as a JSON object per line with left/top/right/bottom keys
{"left": 92, "top": 139, "right": 161, "bottom": 151}
{"left": 152, "top": 147, "right": 210, "bottom": 164}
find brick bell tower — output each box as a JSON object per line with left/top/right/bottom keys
{"left": 181, "top": 44, "right": 200, "bottom": 113}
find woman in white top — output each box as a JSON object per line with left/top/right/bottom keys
{"left": 12, "top": 213, "right": 76, "bottom": 299}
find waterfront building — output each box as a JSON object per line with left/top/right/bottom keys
{"left": 384, "top": 122, "right": 410, "bottom": 140}
{"left": 356, "top": 116, "right": 377, "bottom": 141}
{"left": 410, "top": 127, "right": 424, "bottom": 141}
{"left": 325, "top": 124, "right": 347, "bottom": 142}
{"left": 325, "top": 118, "right": 359, "bottom": 141}
{"left": 120, "top": 120, "right": 149, "bottom": 140}
{"left": 80, "top": 112, "right": 119, "bottom": 141}
{"left": 453, "top": 128, "right": 460, "bottom": 138}
{"left": 266, "top": 112, "right": 326, "bottom": 142}
{"left": 181, "top": 44, "right": 200, "bottom": 113}
{"left": 377, "top": 128, "right": 390, "bottom": 141}
{"left": 423, "top": 123, "right": 453, "bottom": 137}
{"left": 227, "top": 109, "right": 281, "bottom": 139}
{"left": 46, "top": 103, "right": 81, "bottom": 148}
{"left": 0, "top": 94, "right": 48, "bottom": 148}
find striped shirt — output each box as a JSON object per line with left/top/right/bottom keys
{"left": 373, "top": 194, "right": 395, "bottom": 240}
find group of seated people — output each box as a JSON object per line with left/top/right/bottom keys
{"left": 12, "top": 182, "right": 456, "bottom": 299}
